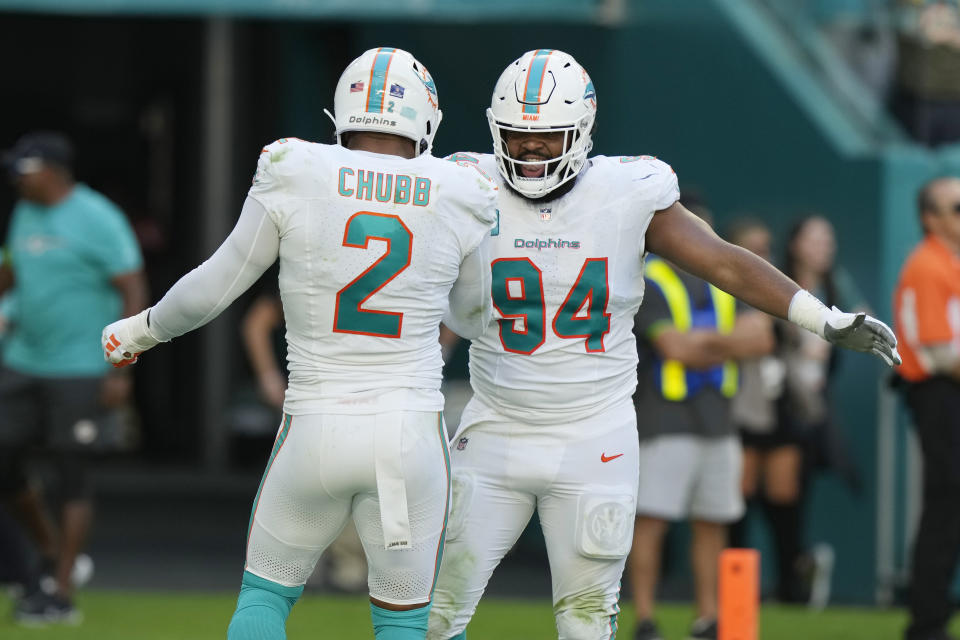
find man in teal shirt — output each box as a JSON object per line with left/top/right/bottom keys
{"left": 0, "top": 132, "right": 147, "bottom": 624}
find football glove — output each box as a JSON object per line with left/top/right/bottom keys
{"left": 788, "top": 290, "right": 901, "bottom": 367}
{"left": 102, "top": 308, "right": 163, "bottom": 368}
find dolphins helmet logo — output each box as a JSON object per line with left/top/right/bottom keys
{"left": 583, "top": 82, "right": 596, "bottom": 109}
{"left": 417, "top": 64, "right": 439, "bottom": 110}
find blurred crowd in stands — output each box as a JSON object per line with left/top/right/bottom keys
{"left": 813, "top": 0, "right": 960, "bottom": 146}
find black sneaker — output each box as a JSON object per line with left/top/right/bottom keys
{"left": 634, "top": 618, "right": 664, "bottom": 640}
{"left": 688, "top": 618, "right": 717, "bottom": 640}
{"left": 14, "top": 591, "right": 82, "bottom": 626}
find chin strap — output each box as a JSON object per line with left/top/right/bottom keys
{"left": 323, "top": 108, "right": 341, "bottom": 146}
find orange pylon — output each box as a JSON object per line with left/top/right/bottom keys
{"left": 719, "top": 548, "right": 759, "bottom": 640}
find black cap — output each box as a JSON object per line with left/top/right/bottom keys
{"left": 2, "top": 131, "right": 74, "bottom": 176}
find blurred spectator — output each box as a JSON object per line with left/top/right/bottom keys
{"left": 0, "top": 504, "right": 42, "bottom": 597}
{"left": 759, "top": 215, "right": 867, "bottom": 605}
{"left": 629, "top": 206, "right": 774, "bottom": 640}
{"left": 892, "top": 0, "right": 960, "bottom": 146}
{"left": 724, "top": 219, "right": 784, "bottom": 443}
{"left": 725, "top": 220, "right": 789, "bottom": 569}
{"left": 0, "top": 131, "right": 147, "bottom": 624}
{"left": 228, "top": 286, "right": 289, "bottom": 464}
{"left": 817, "top": 0, "right": 898, "bottom": 100}
{"left": 782, "top": 217, "right": 868, "bottom": 460}
{"left": 0, "top": 293, "right": 42, "bottom": 600}
{"left": 725, "top": 217, "right": 820, "bottom": 606}
{"left": 893, "top": 176, "right": 960, "bottom": 640}
{"left": 241, "top": 292, "right": 287, "bottom": 412}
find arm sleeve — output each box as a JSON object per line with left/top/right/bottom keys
{"left": 148, "top": 197, "right": 280, "bottom": 341}
{"left": 443, "top": 236, "right": 492, "bottom": 340}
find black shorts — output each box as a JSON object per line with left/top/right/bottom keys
{"left": 738, "top": 421, "right": 810, "bottom": 451}
{"left": 0, "top": 366, "right": 107, "bottom": 451}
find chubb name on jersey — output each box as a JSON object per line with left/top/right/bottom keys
{"left": 514, "top": 237, "right": 581, "bottom": 250}
{"left": 338, "top": 167, "right": 431, "bottom": 206}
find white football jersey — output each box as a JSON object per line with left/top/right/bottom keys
{"left": 249, "top": 139, "right": 497, "bottom": 415}
{"left": 452, "top": 152, "right": 679, "bottom": 426}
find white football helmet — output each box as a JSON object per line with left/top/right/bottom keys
{"left": 327, "top": 47, "right": 442, "bottom": 156}
{"left": 487, "top": 49, "right": 597, "bottom": 198}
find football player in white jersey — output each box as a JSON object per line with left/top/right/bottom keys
{"left": 100, "top": 48, "right": 498, "bottom": 640}
{"left": 427, "top": 49, "right": 899, "bottom": 640}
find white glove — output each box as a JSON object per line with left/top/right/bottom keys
{"left": 102, "top": 308, "right": 163, "bottom": 368}
{"left": 788, "top": 290, "right": 902, "bottom": 367}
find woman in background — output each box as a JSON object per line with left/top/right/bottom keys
{"left": 731, "top": 215, "right": 866, "bottom": 607}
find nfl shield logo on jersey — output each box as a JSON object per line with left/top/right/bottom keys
{"left": 456, "top": 437, "right": 469, "bottom": 451}
{"left": 539, "top": 207, "right": 552, "bottom": 222}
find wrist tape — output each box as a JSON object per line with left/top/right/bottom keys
{"left": 787, "top": 289, "right": 830, "bottom": 338}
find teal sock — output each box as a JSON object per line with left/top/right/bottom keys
{"left": 227, "top": 571, "right": 303, "bottom": 640}
{"left": 370, "top": 602, "right": 431, "bottom": 640}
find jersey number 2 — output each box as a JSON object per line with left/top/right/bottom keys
{"left": 492, "top": 257, "right": 610, "bottom": 354}
{"left": 333, "top": 212, "right": 412, "bottom": 338}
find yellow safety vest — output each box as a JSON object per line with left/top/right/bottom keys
{"left": 644, "top": 258, "right": 738, "bottom": 401}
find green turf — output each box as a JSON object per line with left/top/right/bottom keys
{"left": 0, "top": 590, "right": 944, "bottom": 639}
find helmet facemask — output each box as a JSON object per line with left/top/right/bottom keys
{"left": 487, "top": 111, "right": 594, "bottom": 199}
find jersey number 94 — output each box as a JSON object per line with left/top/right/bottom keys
{"left": 492, "top": 257, "right": 610, "bottom": 354}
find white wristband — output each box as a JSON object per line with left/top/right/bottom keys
{"left": 123, "top": 308, "right": 164, "bottom": 352}
{"left": 787, "top": 289, "right": 829, "bottom": 338}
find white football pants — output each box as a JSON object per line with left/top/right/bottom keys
{"left": 428, "top": 399, "right": 638, "bottom": 640}
{"left": 245, "top": 411, "right": 450, "bottom": 606}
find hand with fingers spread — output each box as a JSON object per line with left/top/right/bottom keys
{"left": 821, "top": 307, "right": 902, "bottom": 367}
{"left": 788, "top": 290, "right": 901, "bottom": 367}
{"left": 101, "top": 308, "right": 163, "bottom": 368}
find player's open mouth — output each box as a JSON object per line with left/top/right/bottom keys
{"left": 519, "top": 156, "right": 547, "bottom": 178}
{"left": 520, "top": 165, "right": 545, "bottom": 178}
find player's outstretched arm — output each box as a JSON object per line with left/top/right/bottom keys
{"left": 645, "top": 202, "right": 900, "bottom": 366}
{"left": 102, "top": 196, "right": 280, "bottom": 367}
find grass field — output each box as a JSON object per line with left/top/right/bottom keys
{"left": 0, "top": 591, "right": 947, "bottom": 639}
